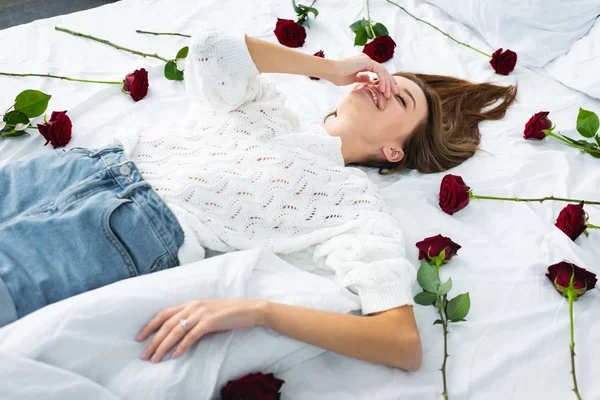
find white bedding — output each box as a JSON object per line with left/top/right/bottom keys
{"left": 1, "top": 0, "right": 599, "bottom": 399}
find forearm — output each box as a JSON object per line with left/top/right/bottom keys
{"left": 256, "top": 301, "right": 421, "bottom": 371}
{"left": 245, "top": 35, "right": 334, "bottom": 79}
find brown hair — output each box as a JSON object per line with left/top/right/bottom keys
{"left": 324, "top": 73, "right": 517, "bottom": 174}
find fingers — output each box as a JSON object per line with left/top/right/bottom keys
{"left": 136, "top": 305, "right": 184, "bottom": 342}
{"left": 140, "top": 310, "right": 183, "bottom": 361}
{"left": 150, "top": 313, "right": 202, "bottom": 363}
{"left": 371, "top": 63, "right": 397, "bottom": 98}
{"left": 172, "top": 320, "right": 210, "bottom": 359}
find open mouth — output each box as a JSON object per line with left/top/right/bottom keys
{"left": 363, "top": 86, "right": 380, "bottom": 109}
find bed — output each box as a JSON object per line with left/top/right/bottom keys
{"left": 1, "top": 0, "right": 599, "bottom": 399}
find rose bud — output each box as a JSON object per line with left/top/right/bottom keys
{"left": 274, "top": 18, "right": 307, "bottom": 48}
{"left": 309, "top": 50, "right": 325, "bottom": 80}
{"left": 123, "top": 68, "right": 149, "bottom": 102}
{"left": 555, "top": 201, "right": 587, "bottom": 241}
{"left": 363, "top": 35, "right": 397, "bottom": 63}
{"left": 546, "top": 261, "right": 597, "bottom": 298}
{"left": 221, "top": 372, "right": 285, "bottom": 400}
{"left": 37, "top": 110, "right": 72, "bottom": 149}
{"left": 490, "top": 48, "right": 517, "bottom": 75}
{"left": 416, "top": 234, "right": 461, "bottom": 263}
{"left": 439, "top": 174, "right": 471, "bottom": 215}
{"left": 524, "top": 111, "right": 552, "bottom": 140}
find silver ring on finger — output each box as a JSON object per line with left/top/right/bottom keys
{"left": 179, "top": 318, "right": 189, "bottom": 333}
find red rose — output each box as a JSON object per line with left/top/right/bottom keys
{"left": 123, "top": 68, "right": 149, "bottom": 102}
{"left": 416, "top": 234, "right": 461, "bottom": 263}
{"left": 221, "top": 372, "right": 285, "bottom": 400}
{"left": 555, "top": 201, "right": 587, "bottom": 241}
{"left": 309, "top": 50, "right": 325, "bottom": 80}
{"left": 490, "top": 48, "right": 517, "bottom": 75}
{"left": 524, "top": 111, "right": 552, "bottom": 140}
{"left": 274, "top": 18, "right": 306, "bottom": 48}
{"left": 439, "top": 174, "right": 471, "bottom": 215}
{"left": 546, "top": 261, "right": 597, "bottom": 298}
{"left": 37, "top": 110, "right": 72, "bottom": 149}
{"left": 362, "top": 35, "right": 396, "bottom": 63}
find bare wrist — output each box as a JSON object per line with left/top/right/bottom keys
{"left": 253, "top": 299, "right": 272, "bottom": 327}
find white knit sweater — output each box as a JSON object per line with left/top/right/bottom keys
{"left": 112, "top": 28, "right": 416, "bottom": 314}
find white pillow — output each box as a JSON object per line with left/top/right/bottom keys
{"left": 421, "top": 0, "right": 600, "bottom": 67}
{"left": 544, "top": 18, "right": 600, "bottom": 100}
{"left": 0, "top": 247, "right": 360, "bottom": 400}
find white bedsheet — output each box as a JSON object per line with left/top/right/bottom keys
{"left": 1, "top": 0, "right": 599, "bottom": 399}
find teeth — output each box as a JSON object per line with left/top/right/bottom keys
{"left": 366, "top": 87, "right": 378, "bottom": 108}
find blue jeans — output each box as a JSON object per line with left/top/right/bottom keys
{"left": 0, "top": 145, "right": 184, "bottom": 326}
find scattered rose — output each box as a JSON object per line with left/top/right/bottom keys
{"left": 309, "top": 50, "right": 325, "bottom": 80}
{"left": 221, "top": 372, "right": 285, "bottom": 400}
{"left": 123, "top": 68, "right": 149, "bottom": 102}
{"left": 37, "top": 110, "right": 72, "bottom": 149}
{"left": 490, "top": 48, "right": 517, "bottom": 75}
{"left": 274, "top": 18, "right": 307, "bottom": 48}
{"left": 362, "top": 35, "right": 396, "bottom": 63}
{"left": 439, "top": 174, "right": 471, "bottom": 215}
{"left": 555, "top": 201, "right": 587, "bottom": 241}
{"left": 546, "top": 261, "right": 597, "bottom": 298}
{"left": 524, "top": 111, "right": 552, "bottom": 140}
{"left": 416, "top": 234, "right": 461, "bottom": 263}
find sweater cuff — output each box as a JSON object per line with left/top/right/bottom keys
{"left": 217, "top": 30, "right": 261, "bottom": 79}
{"left": 357, "top": 279, "right": 415, "bottom": 315}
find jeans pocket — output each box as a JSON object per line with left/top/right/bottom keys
{"left": 104, "top": 198, "right": 140, "bottom": 278}
{"left": 104, "top": 197, "right": 171, "bottom": 277}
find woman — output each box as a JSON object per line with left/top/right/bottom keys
{"left": 0, "top": 28, "right": 515, "bottom": 370}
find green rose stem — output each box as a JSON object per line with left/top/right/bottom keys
{"left": 586, "top": 223, "right": 600, "bottom": 229}
{"left": 55, "top": 27, "right": 171, "bottom": 62}
{"left": 385, "top": 0, "right": 492, "bottom": 58}
{"left": 135, "top": 30, "right": 191, "bottom": 38}
{"left": 468, "top": 192, "right": 600, "bottom": 206}
{"left": 365, "top": 0, "right": 377, "bottom": 38}
{"left": 437, "top": 296, "right": 449, "bottom": 400}
{"left": 544, "top": 131, "right": 600, "bottom": 156}
{"left": 566, "top": 276, "right": 582, "bottom": 400}
{"left": 0, "top": 72, "right": 122, "bottom": 85}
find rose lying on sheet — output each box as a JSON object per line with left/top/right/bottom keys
{"left": 0, "top": 247, "right": 360, "bottom": 400}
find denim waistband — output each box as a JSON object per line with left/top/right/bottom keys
{"left": 85, "top": 145, "right": 184, "bottom": 267}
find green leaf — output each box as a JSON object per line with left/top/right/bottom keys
{"left": 3, "top": 110, "right": 30, "bottom": 125}
{"left": 576, "top": 107, "right": 599, "bottom": 138}
{"left": 433, "top": 319, "right": 444, "bottom": 325}
{"left": 417, "top": 261, "right": 440, "bottom": 293}
{"left": 176, "top": 46, "right": 189, "bottom": 59}
{"left": 372, "top": 22, "right": 389, "bottom": 37}
{"left": 0, "top": 130, "right": 28, "bottom": 138}
{"left": 414, "top": 291, "right": 437, "bottom": 306}
{"left": 164, "top": 60, "right": 184, "bottom": 81}
{"left": 354, "top": 28, "right": 368, "bottom": 46}
{"left": 594, "top": 135, "right": 600, "bottom": 147}
{"left": 587, "top": 149, "right": 600, "bottom": 158}
{"left": 292, "top": 0, "right": 303, "bottom": 14}
{"left": 14, "top": 90, "right": 51, "bottom": 118}
{"left": 446, "top": 293, "right": 470, "bottom": 322}
{"left": 350, "top": 19, "right": 367, "bottom": 33}
{"left": 302, "top": 5, "right": 318, "bottom": 17}
{"left": 437, "top": 277, "right": 452, "bottom": 296}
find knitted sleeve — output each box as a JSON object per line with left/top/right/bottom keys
{"left": 184, "top": 28, "right": 285, "bottom": 112}
{"left": 312, "top": 212, "right": 417, "bottom": 315}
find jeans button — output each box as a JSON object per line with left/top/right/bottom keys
{"left": 119, "top": 165, "right": 131, "bottom": 177}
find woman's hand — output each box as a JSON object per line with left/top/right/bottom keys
{"left": 324, "top": 54, "right": 399, "bottom": 98}
{"left": 136, "top": 298, "right": 268, "bottom": 363}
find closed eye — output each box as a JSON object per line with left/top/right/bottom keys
{"left": 395, "top": 94, "right": 407, "bottom": 108}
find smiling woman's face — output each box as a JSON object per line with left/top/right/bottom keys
{"left": 336, "top": 75, "right": 428, "bottom": 163}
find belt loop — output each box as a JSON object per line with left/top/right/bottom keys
{"left": 117, "top": 181, "right": 152, "bottom": 199}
